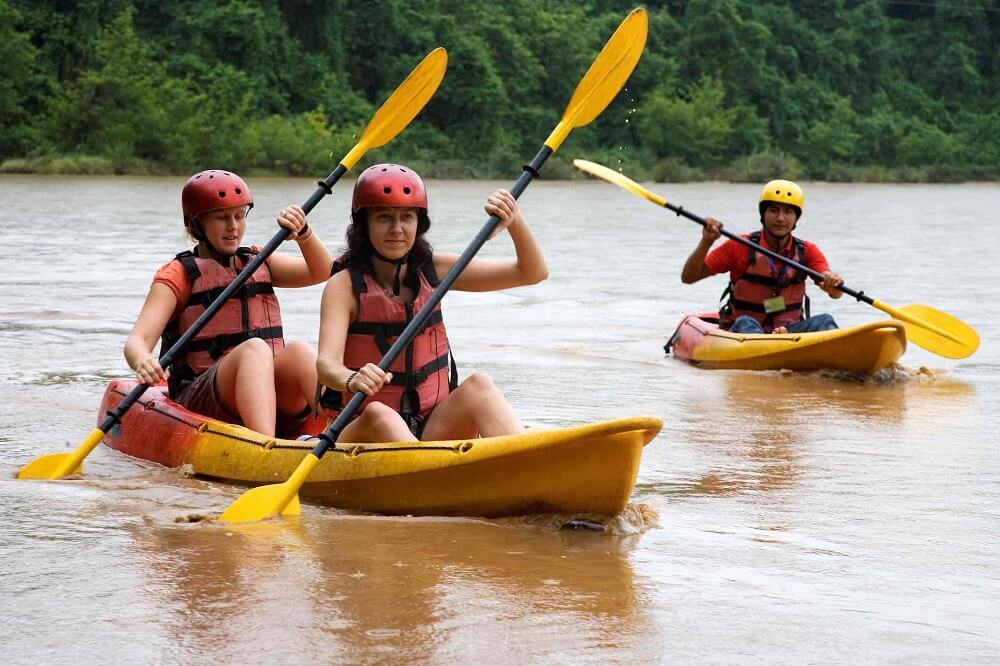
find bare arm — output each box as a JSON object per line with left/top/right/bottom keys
{"left": 681, "top": 217, "right": 722, "bottom": 284}
{"left": 123, "top": 282, "right": 178, "bottom": 384}
{"left": 265, "top": 205, "right": 335, "bottom": 288}
{"left": 435, "top": 189, "right": 549, "bottom": 292}
{"left": 316, "top": 272, "right": 393, "bottom": 396}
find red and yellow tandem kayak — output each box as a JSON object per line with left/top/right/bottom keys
{"left": 666, "top": 313, "right": 907, "bottom": 373}
{"left": 99, "top": 379, "right": 662, "bottom": 518}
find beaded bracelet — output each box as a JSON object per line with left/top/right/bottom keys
{"left": 344, "top": 371, "right": 359, "bottom": 393}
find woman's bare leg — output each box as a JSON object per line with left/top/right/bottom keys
{"left": 336, "top": 401, "right": 416, "bottom": 444}
{"left": 273, "top": 340, "right": 316, "bottom": 416}
{"left": 214, "top": 338, "right": 277, "bottom": 435}
{"left": 421, "top": 372, "right": 521, "bottom": 441}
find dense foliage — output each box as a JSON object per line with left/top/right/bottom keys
{"left": 2, "top": 0, "right": 998, "bottom": 181}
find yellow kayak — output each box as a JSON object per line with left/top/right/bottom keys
{"left": 667, "top": 313, "right": 907, "bottom": 373}
{"left": 99, "top": 379, "right": 663, "bottom": 518}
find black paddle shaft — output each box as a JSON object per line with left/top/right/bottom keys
{"left": 311, "top": 146, "right": 555, "bottom": 457}
{"left": 664, "top": 201, "right": 874, "bottom": 305}
{"left": 100, "top": 163, "right": 351, "bottom": 433}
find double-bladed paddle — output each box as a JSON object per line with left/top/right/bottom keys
{"left": 219, "top": 7, "right": 649, "bottom": 523}
{"left": 16, "top": 48, "right": 449, "bottom": 481}
{"left": 572, "top": 158, "right": 980, "bottom": 359}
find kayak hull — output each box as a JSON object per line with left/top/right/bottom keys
{"left": 667, "top": 313, "right": 907, "bottom": 373}
{"left": 99, "top": 379, "right": 662, "bottom": 517}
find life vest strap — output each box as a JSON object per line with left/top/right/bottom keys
{"left": 729, "top": 298, "right": 802, "bottom": 315}
{"left": 349, "top": 310, "right": 444, "bottom": 337}
{"left": 386, "top": 351, "right": 451, "bottom": 387}
{"left": 736, "top": 272, "right": 805, "bottom": 287}
{"left": 175, "top": 246, "right": 257, "bottom": 280}
{"left": 184, "top": 325, "right": 284, "bottom": 359}
{"left": 189, "top": 281, "right": 276, "bottom": 310}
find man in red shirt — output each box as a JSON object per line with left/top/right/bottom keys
{"left": 681, "top": 180, "right": 844, "bottom": 334}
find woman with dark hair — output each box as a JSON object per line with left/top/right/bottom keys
{"left": 316, "top": 163, "right": 548, "bottom": 443}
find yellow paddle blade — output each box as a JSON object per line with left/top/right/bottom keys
{"left": 877, "top": 302, "right": 980, "bottom": 359}
{"left": 340, "top": 47, "right": 448, "bottom": 169}
{"left": 16, "top": 427, "right": 103, "bottom": 479}
{"left": 573, "top": 158, "right": 666, "bottom": 205}
{"left": 545, "top": 8, "right": 648, "bottom": 151}
{"left": 219, "top": 453, "right": 319, "bottom": 523}
{"left": 219, "top": 483, "right": 301, "bottom": 523}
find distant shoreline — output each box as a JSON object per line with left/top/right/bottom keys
{"left": 1, "top": 154, "right": 993, "bottom": 184}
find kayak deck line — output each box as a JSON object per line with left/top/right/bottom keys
{"left": 100, "top": 379, "right": 662, "bottom": 517}
{"left": 704, "top": 330, "right": 806, "bottom": 344}
{"left": 108, "top": 385, "right": 478, "bottom": 456}
{"left": 668, "top": 313, "right": 907, "bottom": 373}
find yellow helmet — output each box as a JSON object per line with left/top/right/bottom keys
{"left": 758, "top": 179, "right": 803, "bottom": 217}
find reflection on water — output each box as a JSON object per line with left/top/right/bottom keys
{"left": 126, "top": 516, "right": 646, "bottom": 662}
{"left": 659, "top": 366, "right": 978, "bottom": 498}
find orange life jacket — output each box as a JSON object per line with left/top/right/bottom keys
{"left": 319, "top": 263, "right": 456, "bottom": 434}
{"left": 720, "top": 231, "right": 810, "bottom": 332}
{"left": 160, "top": 248, "right": 284, "bottom": 398}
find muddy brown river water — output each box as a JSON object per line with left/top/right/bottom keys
{"left": 2, "top": 175, "right": 998, "bottom": 663}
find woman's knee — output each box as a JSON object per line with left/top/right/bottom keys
{"left": 275, "top": 340, "right": 317, "bottom": 377}
{"left": 236, "top": 337, "right": 275, "bottom": 362}
{"left": 459, "top": 372, "right": 499, "bottom": 395}
{"left": 220, "top": 338, "right": 273, "bottom": 380}
{"left": 283, "top": 340, "right": 316, "bottom": 361}
{"left": 360, "top": 401, "right": 403, "bottom": 429}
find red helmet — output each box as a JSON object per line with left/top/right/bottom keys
{"left": 351, "top": 164, "right": 427, "bottom": 212}
{"left": 181, "top": 170, "right": 253, "bottom": 225}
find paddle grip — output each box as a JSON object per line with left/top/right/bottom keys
{"left": 662, "top": 201, "right": 874, "bottom": 305}
{"left": 312, "top": 146, "right": 554, "bottom": 456}
{"left": 99, "top": 381, "right": 151, "bottom": 433}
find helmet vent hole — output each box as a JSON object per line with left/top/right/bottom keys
{"left": 235, "top": 188, "right": 242, "bottom": 194}
{"left": 403, "top": 187, "right": 411, "bottom": 194}
{"left": 218, "top": 191, "right": 226, "bottom": 198}
{"left": 381, "top": 167, "right": 388, "bottom": 172}
{"left": 383, "top": 186, "right": 392, "bottom": 194}
{"left": 400, "top": 168, "right": 407, "bottom": 172}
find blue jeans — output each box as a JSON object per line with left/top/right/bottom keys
{"left": 729, "top": 313, "right": 838, "bottom": 334}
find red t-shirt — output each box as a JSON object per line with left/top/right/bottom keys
{"left": 152, "top": 246, "right": 264, "bottom": 318}
{"left": 704, "top": 234, "right": 830, "bottom": 282}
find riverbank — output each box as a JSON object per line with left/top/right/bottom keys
{"left": 1, "top": 152, "right": 990, "bottom": 183}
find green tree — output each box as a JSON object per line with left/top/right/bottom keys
{"left": 639, "top": 77, "right": 740, "bottom": 165}
{"left": 0, "top": 0, "right": 38, "bottom": 156}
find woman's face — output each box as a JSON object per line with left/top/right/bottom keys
{"left": 366, "top": 206, "right": 419, "bottom": 259}
{"left": 198, "top": 205, "right": 248, "bottom": 256}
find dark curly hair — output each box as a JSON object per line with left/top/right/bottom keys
{"left": 333, "top": 209, "right": 434, "bottom": 290}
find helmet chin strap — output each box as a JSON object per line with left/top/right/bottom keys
{"left": 372, "top": 248, "right": 408, "bottom": 296}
